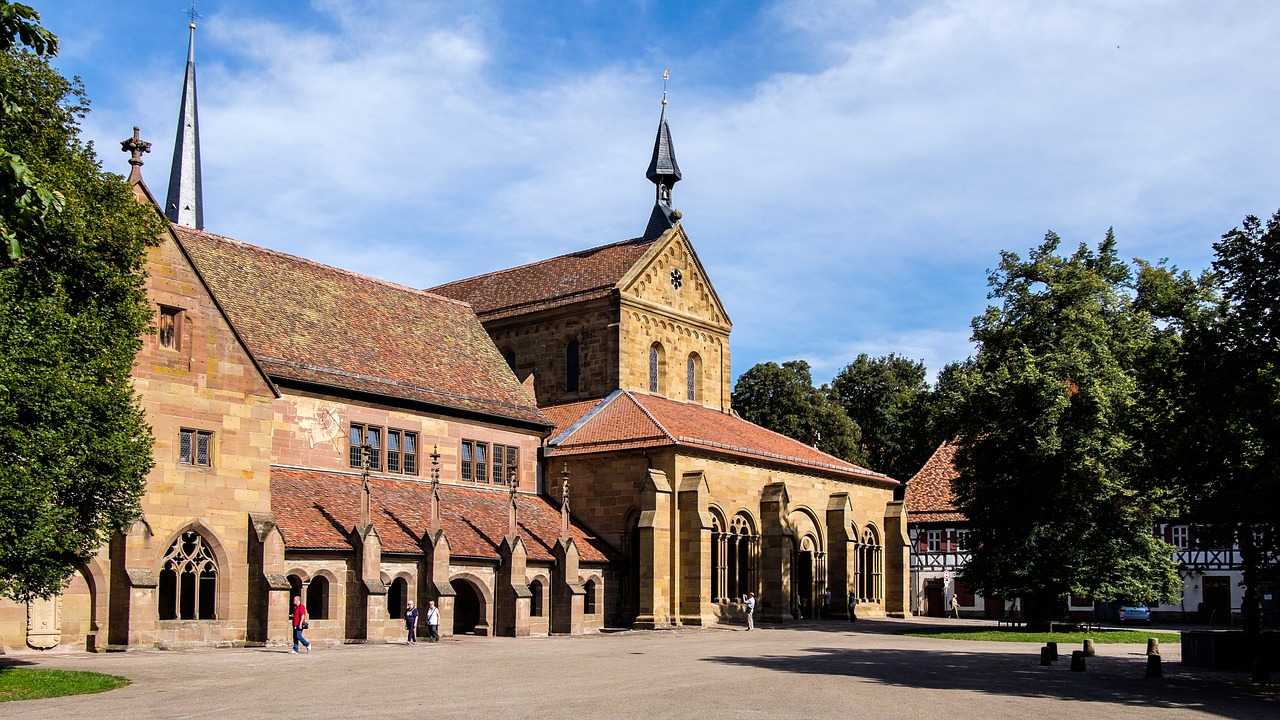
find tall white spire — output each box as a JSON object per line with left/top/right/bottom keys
{"left": 165, "top": 17, "right": 204, "bottom": 229}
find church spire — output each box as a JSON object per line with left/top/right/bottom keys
{"left": 165, "top": 9, "right": 204, "bottom": 230}
{"left": 642, "top": 70, "right": 682, "bottom": 240}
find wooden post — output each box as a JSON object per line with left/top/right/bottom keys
{"left": 1083, "top": 637, "right": 1096, "bottom": 657}
{"left": 1146, "top": 654, "right": 1163, "bottom": 678}
{"left": 1070, "top": 650, "right": 1086, "bottom": 672}
{"left": 1145, "top": 637, "right": 1160, "bottom": 656}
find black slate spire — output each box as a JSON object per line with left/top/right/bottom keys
{"left": 165, "top": 16, "right": 204, "bottom": 230}
{"left": 642, "top": 73, "right": 682, "bottom": 240}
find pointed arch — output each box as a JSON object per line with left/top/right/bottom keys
{"left": 649, "top": 342, "right": 666, "bottom": 394}
{"left": 157, "top": 524, "right": 227, "bottom": 621}
{"left": 686, "top": 352, "right": 702, "bottom": 402}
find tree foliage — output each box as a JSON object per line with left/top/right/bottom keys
{"left": 0, "top": 1, "right": 62, "bottom": 262}
{"left": 0, "top": 41, "right": 163, "bottom": 600}
{"left": 952, "top": 231, "right": 1181, "bottom": 620}
{"left": 732, "top": 360, "right": 867, "bottom": 465}
{"left": 1172, "top": 211, "right": 1280, "bottom": 635}
{"left": 830, "top": 353, "right": 934, "bottom": 479}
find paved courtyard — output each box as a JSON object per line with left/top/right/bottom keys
{"left": 2, "top": 618, "right": 1274, "bottom": 719}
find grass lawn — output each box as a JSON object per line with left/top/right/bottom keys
{"left": 901, "top": 627, "right": 1182, "bottom": 644}
{"left": 0, "top": 668, "right": 130, "bottom": 702}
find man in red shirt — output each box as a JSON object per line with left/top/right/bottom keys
{"left": 291, "top": 595, "right": 311, "bottom": 653}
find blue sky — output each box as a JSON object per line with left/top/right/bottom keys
{"left": 36, "top": 0, "right": 1280, "bottom": 385}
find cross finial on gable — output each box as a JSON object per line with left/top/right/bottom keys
{"left": 120, "top": 126, "right": 152, "bottom": 183}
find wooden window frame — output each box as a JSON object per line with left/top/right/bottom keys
{"left": 158, "top": 305, "right": 181, "bottom": 351}
{"left": 179, "top": 428, "right": 213, "bottom": 467}
{"left": 349, "top": 423, "right": 385, "bottom": 471}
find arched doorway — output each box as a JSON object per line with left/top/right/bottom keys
{"left": 388, "top": 577, "right": 407, "bottom": 620}
{"left": 792, "top": 536, "right": 816, "bottom": 618}
{"left": 451, "top": 579, "right": 482, "bottom": 635}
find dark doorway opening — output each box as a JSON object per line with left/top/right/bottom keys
{"left": 925, "top": 580, "right": 945, "bottom": 618}
{"left": 452, "top": 579, "right": 481, "bottom": 635}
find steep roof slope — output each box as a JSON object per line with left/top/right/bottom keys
{"left": 271, "top": 468, "right": 615, "bottom": 563}
{"left": 175, "top": 227, "right": 548, "bottom": 426}
{"left": 904, "top": 442, "right": 967, "bottom": 523}
{"left": 429, "top": 237, "right": 659, "bottom": 320}
{"left": 546, "top": 391, "right": 896, "bottom": 485}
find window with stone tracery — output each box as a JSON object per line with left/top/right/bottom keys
{"left": 855, "top": 525, "right": 883, "bottom": 604}
{"left": 712, "top": 512, "right": 758, "bottom": 603}
{"left": 158, "top": 530, "right": 218, "bottom": 620}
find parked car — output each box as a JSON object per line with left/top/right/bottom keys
{"left": 1119, "top": 605, "right": 1152, "bottom": 622}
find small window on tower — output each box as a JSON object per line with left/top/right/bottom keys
{"left": 159, "top": 306, "right": 180, "bottom": 350}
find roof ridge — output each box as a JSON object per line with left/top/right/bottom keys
{"left": 265, "top": 359, "right": 542, "bottom": 415}
{"left": 175, "top": 226, "right": 475, "bottom": 310}
{"left": 549, "top": 391, "right": 623, "bottom": 445}
{"left": 637, "top": 392, "right": 886, "bottom": 479}
{"left": 430, "top": 236, "right": 655, "bottom": 292}
{"left": 622, "top": 390, "right": 677, "bottom": 444}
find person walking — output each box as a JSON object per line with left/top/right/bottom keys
{"left": 822, "top": 587, "right": 832, "bottom": 620}
{"left": 950, "top": 593, "right": 961, "bottom": 619}
{"left": 425, "top": 600, "right": 440, "bottom": 643}
{"left": 848, "top": 589, "right": 858, "bottom": 623}
{"left": 745, "top": 592, "right": 756, "bottom": 631}
{"left": 405, "top": 600, "right": 419, "bottom": 644}
{"left": 291, "top": 595, "right": 311, "bottom": 654}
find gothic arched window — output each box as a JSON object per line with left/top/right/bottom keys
{"left": 686, "top": 353, "right": 701, "bottom": 402}
{"left": 565, "top": 340, "right": 580, "bottom": 393}
{"left": 649, "top": 342, "right": 666, "bottom": 394}
{"left": 158, "top": 530, "right": 219, "bottom": 620}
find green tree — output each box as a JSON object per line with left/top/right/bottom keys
{"left": 732, "top": 360, "right": 866, "bottom": 465}
{"left": 0, "top": 33, "right": 163, "bottom": 600}
{"left": 0, "top": 1, "right": 61, "bottom": 262}
{"left": 830, "top": 353, "right": 933, "bottom": 479}
{"left": 952, "top": 231, "right": 1181, "bottom": 622}
{"left": 1175, "top": 211, "right": 1280, "bottom": 637}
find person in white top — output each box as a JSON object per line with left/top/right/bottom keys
{"left": 745, "top": 592, "right": 756, "bottom": 631}
{"left": 426, "top": 600, "right": 440, "bottom": 643}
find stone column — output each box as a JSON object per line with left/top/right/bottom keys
{"left": 420, "top": 530, "right": 456, "bottom": 638}
{"left": 348, "top": 524, "right": 388, "bottom": 642}
{"left": 551, "top": 538, "right": 584, "bottom": 634}
{"left": 496, "top": 536, "right": 532, "bottom": 637}
{"left": 826, "top": 494, "right": 856, "bottom": 620}
{"left": 883, "top": 501, "right": 912, "bottom": 618}
{"left": 247, "top": 513, "right": 291, "bottom": 646}
{"left": 677, "top": 471, "right": 713, "bottom": 626}
{"left": 758, "top": 482, "right": 794, "bottom": 622}
{"left": 106, "top": 517, "right": 158, "bottom": 649}
{"left": 634, "top": 468, "right": 673, "bottom": 629}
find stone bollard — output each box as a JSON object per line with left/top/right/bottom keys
{"left": 1146, "top": 637, "right": 1160, "bottom": 656}
{"left": 1146, "top": 654, "right": 1163, "bottom": 678}
{"left": 1070, "top": 650, "right": 1087, "bottom": 672}
{"left": 1040, "top": 646, "right": 1053, "bottom": 666}
{"left": 1083, "top": 638, "right": 1095, "bottom": 657}
{"left": 1047, "top": 641, "right": 1058, "bottom": 661}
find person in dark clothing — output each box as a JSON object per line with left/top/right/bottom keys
{"left": 405, "top": 600, "right": 419, "bottom": 644}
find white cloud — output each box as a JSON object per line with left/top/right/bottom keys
{"left": 68, "top": 0, "right": 1280, "bottom": 382}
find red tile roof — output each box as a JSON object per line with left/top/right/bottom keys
{"left": 271, "top": 467, "right": 615, "bottom": 563}
{"left": 429, "top": 237, "right": 658, "bottom": 320}
{"left": 905, "top": 442, "right": 968, "bottom": 524}
{"left": 546, "top": 391, "right": 896, "bottom": 485}
{"left": 175, "top": 227, "right": 548, "bottom": 427}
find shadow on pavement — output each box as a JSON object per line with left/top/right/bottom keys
{"left": 701, "top": 646, "right": 1277, "bottom": 718}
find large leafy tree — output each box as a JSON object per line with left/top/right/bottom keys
{"left": 732, "top": 360, "right": 867, "bottom": 466}
{"left": 952, "top": 231, "right": 1181, "bottom": 621}
{"left": 830, "top": 353, "right": 934, "bottom": 479}
{"left": 1175, "top": 211, "right": 1280, "bottom": 637}
{"left": 0, "top": 14, "right": 162, "bottom": 600}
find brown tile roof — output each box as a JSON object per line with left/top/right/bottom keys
{"left": 428, "top": 237, "right": 658, "bottom": 320}
{"left": 905, "top": 442, "right": 968, "bottom": 524}
{"left": 270, "top": 467, "right": 616, "bottom": 564}
{"left": 174, "top": 227, "right": 548, "bottom": 427}
{"left": 546, "top": 391, "right": 897, "bottom": 485}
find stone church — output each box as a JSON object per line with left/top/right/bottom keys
{"left": 0, "top": 22, "right": 909, "bottom": 652}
